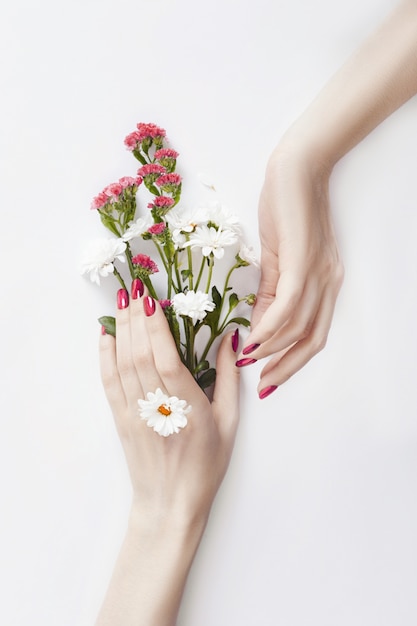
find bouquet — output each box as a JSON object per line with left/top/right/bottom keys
{"left": 81, "top": 123, "right": 258, "bottom": 390}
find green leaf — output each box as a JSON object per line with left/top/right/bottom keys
{"left": 198, "top": 367, "right": 216, "bottom": 389}
{"left": 228, "top": 292, "right": 239, "bottom": 311}
{"left": 98, "top": 315, "right": 116, "bottom": 337}
{"left": 211, "top": 285, "right": 221, "bottom": 308}
{"left": 195, "top": 360, "right": 209, "bottom": 374}
{"left": 181, "top": 269, "right": 193, "bottom": 280}
{"left": 227, "top": 316, "right": 251, "bottom": 328}
{"left": 203, "top": 308, "right": 220, "bottom": 331}
{"left": 133, "top": 150, "right": 147, "bottom": 165}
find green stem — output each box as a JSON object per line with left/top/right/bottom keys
{"left": 113, "top": 266, "right": 127, "bottom": 290}
{"left": 205, "top": 256, "right": 214, "bottom": 294}
{"left": 186, "top": 239, "right": 194, "bottom": 291}
{"left": 194, "top": 256, "right": 206, "bottom": 291}
{"left": 125, "top": 244, "right": 136, "bottom": 280}
{"left": 200, "top": 330, "right": 217, "bottom": 363}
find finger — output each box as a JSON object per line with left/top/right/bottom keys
{"left": 99, "top": 328, "right": 129, "bottom": 434}
{"left": 129, "top": 292, "right": 165, "bottom": 396}
{"left": 115, "top": 289, "right": 144, "bottom": 405}
{"left": 241, "top": 270, "right": 306, "bottom": 352}
{"left": 247, "top": 277, "right": 322, "bottom": 360}
{"left": 257, "top": 287, "right": 339, "bottom": 395}
{"left": 142, "top": 295, "right": 206, "bottom": 408}
{"left": 250, "top": 245, "right": 279, "bottom": 330}
{"left": 212, "top": 332, "right": 241, "bottom": 446}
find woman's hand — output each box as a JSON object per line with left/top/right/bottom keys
{"left": 96, "top": 282, "right": 240, "bottom": 626}
{"left": 239, "top": 0, "right": 417, "bottom": 397}
{"left": 239, "top": 146, "right": 344, "bottom": 398}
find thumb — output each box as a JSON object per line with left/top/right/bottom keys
{"left": 212, "top": 331, "right": 241, "bottom": 443}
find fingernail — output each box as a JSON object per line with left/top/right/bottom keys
{"left": 144, "top": 296, "right": 156, "bottom": 316}
{"left": 231, "top": 328, "right": 239, "bottom": 353}
{"left": 101, "top": 325, "right": 107, "bottom": 335}
{"left": 235, "top": 357, "right": 257, "bottom": 367}
{"left": 242, "top": 342, "right": 260, "bottom": 355}
{"left": 131, "top": 278, "right": 144, "bottom": 300}
{"left": 259, "top": 385, "right": 278, "bottom": 399}
{"left": 117, "top": 289, "right": 129, "bottom": 309}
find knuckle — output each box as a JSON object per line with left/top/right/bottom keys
{"left": 309, "top": 332, "right": 327, "bottom": 355}
{"left": 157, "top": 358, "right": 183, "bottom": 380}
{"left": 132, "top": 346, "right": 153, "bottom": 371}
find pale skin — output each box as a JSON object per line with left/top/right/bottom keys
{"left": 96, "top": 286, "right": 240, "bottom": 626}
{"left": 95, "top": 2, "right": 417, "bottom": 622}
{"left": 240, "top": 0, "right": 417, "bottom": 398}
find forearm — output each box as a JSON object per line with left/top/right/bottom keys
{"left": 282, "top": 0, "right": 417, "bottom": 166}
{"left": 95, "top": 504, "right": 208, "bottom": 626}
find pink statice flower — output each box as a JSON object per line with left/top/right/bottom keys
{"left": 154, "top": 148, "right": 179, "bottom": 160}
{"left": 147, "top": 196, "right": 175, "bottom": 210}
{"left": 138, "top": 163, "right": 166, "bottom": 178}
{"left": 156, "top": 173, "right": 182, "bottom": 193}
{"left": 148, "top": 222, "right": 166, "bottom": 235}
{"left": 136, "top": 122, "right": 166, "bottom": 141}
{"left": 132, "top": 253, "right": 159, "bottom": 275}
{"left": 90, "top": 191, "right": 109, "bottom": 210}
{"left": 159, "top": 299, "right": 172, "bottom": 310}
{"left": 124, "top": 130, "right": 142, "bottom": 151}
{"left": 103, "top": 182, "right": 123, "bottom": 201}
{"left": 118, "top": 176, "right": 138, "bottom": 188}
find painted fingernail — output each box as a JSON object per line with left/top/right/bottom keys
{"left": 259, "top": 385, "right": 278, "bottom": 400}
{"left": 144, "top": 296, "right": 156, "bottom": 316}
{"left": 101, "top": 325, "right": 107, "bottom": 335}
{"left": 242, "top": 342, "right": 260, "bottom": 355}
{"left": 235, "top": 357, "right": 257, "bottom": 367}
{"left": 117, "top": 289, "right": 129, "bottom": 309}
{"left": 231, "top": 328, "right": 239, "bottom": 353}
{"left": 131, "top": 278, "right": 144, "bottom": 300}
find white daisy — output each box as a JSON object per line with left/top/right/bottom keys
{"left": 138, "top": 388, "right": 191, "bottom": 437}
{"left": 205, "top": 201, "right": 242, "bottom": 235}
{"left": 80, "top": 237, "right": 126, "bottom": 285}
{"left": 172, "top": 290, "right": 215, "bottom": 322}
{"left": 185, "top": 224, "right": 238, "bottom": 259}
{"left": 122, "top": 214, "right": 153, "bottom": 242}
{"left": 165, "top": 205, "right": 208, "bottom": 239}
{"left": 238, "top": 243, "right": 260, "bottom": 269}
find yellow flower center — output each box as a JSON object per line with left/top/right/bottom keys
{"left": 158, "top": 404, "right": 172, "bottom": 416}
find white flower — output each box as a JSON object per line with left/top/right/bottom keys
{"left": 172, "top": 290, "right": 215, "bottom": 322}
{"left": 166, "top": 205, "right": 208, "bottom": 238}
{"left": 138, "top": 388, "right": 191, "bottom": 437}
{"left": 80, "top": 237, "right": 126, "bottom": 285}
{"left": 122, "top": 214, "right": 153, "bottom": 242}
{"left": 238, "top": 243, "right": 260, "bottom": 269}
{"left": 185, "top": 224, "right": 238, "bottom": 259}
{"left": 205, "top": 201, "right": 242, "bottom": 235}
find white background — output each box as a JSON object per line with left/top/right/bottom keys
{"left": 1, "top": 0, "right": 417, "bottom": 624}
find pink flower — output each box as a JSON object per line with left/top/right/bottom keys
{"left": 138, "top": 163, "right": 166, "bottom": 178}
{"left": 124, "top": 131, "right": 141, "bottom": 151}
{"left": 148, "top": 222, "right": 166, "bottom": 235}
{"left": 103, "top": 182, "right": 123, "bottom": 199}
{"left": 118, "top": 176, "right": 137, "bottom": 188}
{"left": 156, "top": 173, "right": 182, "bottom": 188}
{"left": 154, "top": 148, "right": 179, "bottom": 160}
{"left": 90, "top": 192, "right": 109, "bottom": 210}
{"left": 136, "top": 123, "right": 166, "bottom": 141}
{"left": 159, "top": 299, "right": 172, "bottom": 309}
{"left": 147, "top": 196, "right": 175, "bottom": 210}
{"left": 132, "top": 253, "right": 159, "bottom": 274}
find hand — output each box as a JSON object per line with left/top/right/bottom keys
{"left": 96, "top": 285, "right": 240, "bottom": 626}
{"left": 239, "top": 145, "right": 344, "bottom": 397}
{"left": 99, "top": 286, "right": 240, "bottom": 523}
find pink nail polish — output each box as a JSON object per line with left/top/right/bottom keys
{"left": 101, "top": 325, "right": 107, "bottom": 335}
{"left": 231, "top": 328, "right": 239, "bottom": 353}
{"left": 144, "top": 296, "right": 156, "bottom": 316}
{"left": 131, "top": 278, "right": 144, "bottom": 300}
{"left": 242, "top": 342, "right": 260, "bottom": 355}
{"left": 117, "top": 289, "right": 129, "bottom": 309}
{"left": 235, "top": 357, "right": 257, "bottom": 367}
{"left": 259, "top": 385, "right": 278, "bottom": 399}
